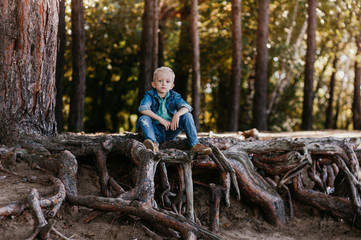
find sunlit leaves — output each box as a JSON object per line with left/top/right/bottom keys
{"left": 60, "top": 0, "right": 361, "bottom": 132}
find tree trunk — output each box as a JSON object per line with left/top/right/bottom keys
{"left": 334, "top": 56, "right": 350, "bottom": 129}
{"left": 69, "top": 0, "right": 86, "bottom": 132}
{"left": 302, "top": 0, "right": 317, "bottom": 130}
{"left": 325, "top": 53, "right": 338, "bottom": 129}
{"left": 152, "top": 0, "right": 159, "bottom": 71}
{"left": 253, "top": 0, "right": 270, "bottom": 131}
{"left": 353, "top": 32, "right": 361, "bottom": 130}
{"left": 173, "top": 1, "right": 192, "bottom": 100}
{"left": 228, "top": 0, "right": 242, "bottom": 131}
{"left": 191, "top": 0, "right": 201, "bottom": 131}
{"left": 0, "top": 0, "right": 59, "bottom": 143}
{"left": 138, "top": 0, "right": 155, "bottom": 104}
{"left": 56, "top": 0, "right": 66, "bottom": 133}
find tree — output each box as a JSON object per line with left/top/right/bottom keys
{"left": 353, "top": 32, "right": 361, "bottom": 130}
{"left": 138, "top": 0, "right": 155, "bottom": 103}
{"left": 325, "top": 52, "right": 338, "bottom": 129}
{"left": 56, "top": 0, "right": 66, "bottom": 133}
{"left": 191, "top": 0, "right": 201, "bottom": 130}
{"left": 173, "top": 0, "right": 192, "bottom": 100}
{"left": 152, "top": 0, "right": 159, "bottom": 71}
{"left": 253, "top": 0, "right": 270, "bottom": 131}
{"left": 0, "top": 0, "right": 59, "bottom": 144}
{"left": 302, "top": 0, "right": 317, "bottom": 130}
{"left": 69, "top": 0, "right": 86, "bottom": 132}
{"left": 228, "top": 0, "right": 242, "bottom": 131}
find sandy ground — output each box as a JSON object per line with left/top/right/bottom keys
{"left": 1, "top": 131, "right": 361, "bottom": 239}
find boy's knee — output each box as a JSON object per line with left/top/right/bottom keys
{"left": 182, "top": 112, "right": 194, "bottom": 122}
{"left": 138, "top": 115, "right": 152, "bottom": 127}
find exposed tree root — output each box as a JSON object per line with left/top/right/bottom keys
{"left": 1, "top": 133, "right": 361, "bottom": 239}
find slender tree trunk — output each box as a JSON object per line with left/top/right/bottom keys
{"left": 190, "top": 0, "right": 201, "bottom": 130}
{"left": 334, "top": 56, "right": 350, "bottom": 129}
{"left": 353, "top": 33, "right": 361, "bottom": 130}
{"left": 0, "top": 0, "right": 59, "bottom": 143}
{"left": 138, "top": 0, "right": 155, "bottom": 103}
{"left": 228, "top": 0, "right": 242, "bottom": 131}
{"left": 253, "top": 0, "right": 270, "bottom": 131}
{"left": 325, "top": 53, "right": 338, "bottom": 129}
{"left": 158, "top": 29, "right": 165, "bottom": 67}
{"left": 173, "top": 1, "right": 192, "bottom": 100}
{"left": 152, "top": 0, "right": 159, "bottom": 71}
{"left": 56, "top": 0, "right": 66, "bottom": 133}
{"left": 240, "top": 68, "right": 255, "bottom": 130}
{"left": 302, "top": 0, "right": 317, "bottom": 130}
{"left": 69, "top": 0, "right": 86, "bottom": 132}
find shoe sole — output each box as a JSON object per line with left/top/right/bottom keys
{"left": 143, "top": 140, "right": 155, "bottom": 152}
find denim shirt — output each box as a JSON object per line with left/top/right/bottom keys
{"left": 137, "top": 89, "right": 192, "bottom": 127}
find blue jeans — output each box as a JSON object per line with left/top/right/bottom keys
{"left": 137, "top": 113, "right": 199, "bottom": 147}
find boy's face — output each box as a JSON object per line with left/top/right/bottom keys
{"left": 152, "top": 71, "right": 175, "bottom": 97}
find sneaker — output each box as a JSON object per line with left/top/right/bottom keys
{"left": 191, "top": 143, "right": 212, "bottom": 155}
{"left": 143, "top": 139, "right": 158, "bottom": 153}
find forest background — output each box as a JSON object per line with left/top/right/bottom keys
{"left": 59, "top": 0, "right": 361, "bottom": 135}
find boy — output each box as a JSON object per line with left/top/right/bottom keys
{"left": 136, "top": 66, "right": 212, "bottom": 155}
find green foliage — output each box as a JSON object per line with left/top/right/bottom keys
{"left": 62, "top": 0, "right": 361, "bottom": 133}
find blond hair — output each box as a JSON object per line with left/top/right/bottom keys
{"left": 153, "top": 67, "right": 175, "bottom": 82}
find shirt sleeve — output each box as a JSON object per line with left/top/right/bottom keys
{"left": 175, "top": 94, "right": 193, "bottom": 112}
{"left": 138, "top": 92, "right": 152, "bottom": 112}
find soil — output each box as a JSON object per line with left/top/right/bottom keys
{"left": 1, "top": 130, "right": 361, "bottom": 240}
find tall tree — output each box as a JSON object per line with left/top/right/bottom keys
{"left": 152, "top": 0, "right": 159, "bottom": 71}
{"left": 325, "top": 52, "right": 338, "bottom": 129}
{"left": 228, "top": 0, "right": 242, "bottom": 131}
{"left": 173, "top": 1, "right": 192, "bottom": 100}
{"left": 333, "top": 56, "right": 350, "bottom": 129}
{"left": 302, "top": 0, "right": 317, "bottom": 130}
{"left": 353, "top": 33, "right": 361, "bottom": 130}
{"left": 253, "top": 0, "right": 270, "bottom": 131}
{"left": 138, "top": 0, "right": 155, "bottom": 103}
{"left": 56, "top": 0, "right": 66, "bottom": 133}
{"left": 69, "top": 0, "right": 86, "bottom": 132}
{"left": 0, "top": 0, "right": 59, "bottom": 143}
{"left": 190, "top": 0, "right": 200, "bottom": 130}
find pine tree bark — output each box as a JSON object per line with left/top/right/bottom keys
{"left": 253, "top": 0, "right": 270, "bottom": 131}
{"left": 325, "top": 52, "right": 338, "bottom": 129}
{"left": 56, "top": 0, "right": 66, "bottom": 133}
{"left": 152, "top": 0, "right": 159, "bottom": 71}
{"left": 0, "top": 0, "right": 59, "bottom": 143}
{"left": 173, "top": 1, "right": 192, "bottom": 100}
{"left": 228, "top": 0, "right": 242, "bottom": 131}
{"left": 302, "top": 0, "right": 317, "bottom": 130}
{"left": 69, "top": 0, "right": 86, "bottom": 132}
{"left": 191, "top": 0, "right": 201, "bottom": 131}
{"left": 138, "top": 0, "right": 155, "bottom": 103}
{"left": 353, "top": 32, "right": 361, "bottom": 130}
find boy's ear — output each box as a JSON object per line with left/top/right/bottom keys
{"left": 171, "top": 83, "right": 175, "bottom": 89}
{"left": 151, "top": 81, "right": 156, "bottom": 88}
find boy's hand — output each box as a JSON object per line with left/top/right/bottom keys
{"left": 159, "top": 118, "right": 171, "bottom": 130}
{"left": 171, "top": 113, "right": 180, "bottom": 131}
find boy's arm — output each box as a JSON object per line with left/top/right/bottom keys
{"left": 140, "top": 109, "right": 171, "bottom": 130}
{"left": 170, "top": 107, "right": 189, "bottom": 131}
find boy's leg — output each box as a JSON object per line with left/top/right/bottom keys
{"left": 165, "top": 113, "right": 198, "bottom": 145}
{"left": 164, "top": 113, "right": 211, "bottom": 154}
{"left": 137, "top": 115, "right": 159, "bottom": 152}
{"left": 180, "top": 113, "right": 212, "bottom": 155}
{"left": 179, "top": 113, "right": 199, "bottom": 147}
